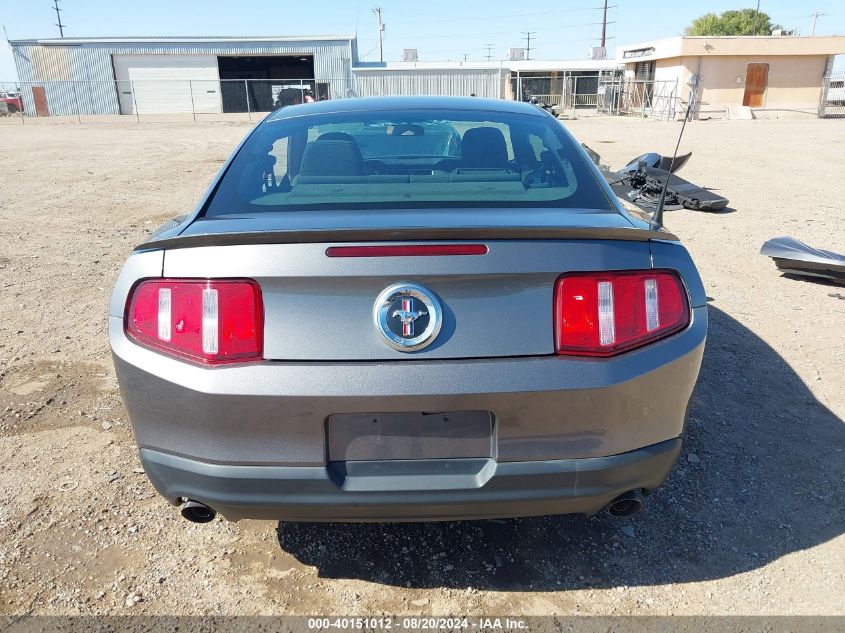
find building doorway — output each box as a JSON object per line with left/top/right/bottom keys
{"left": 743, "top": 63, "right": 769, "bottom": 107}
{"left": 217, "top": 55, "right": 315, "bottom": 112}
{"left": 31, "top": 86, "right": 49, "bottom": 116}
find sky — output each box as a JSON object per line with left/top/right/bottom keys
{"left": 1, "top": 0, "right": 844, "bottom": 80}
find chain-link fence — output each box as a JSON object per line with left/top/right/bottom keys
{"left": 0, "top": 78, "right": 351, "bottom": 124}
{"left": 512, "top": 73, "right": 611, "bottom": 113}
{"left": 597, "top": 76, "right": 680, "bottom": 120}
{"left": 511, "top": 72, "right": 682, "bottom": 119}
{"left": 12, "top": 71, "right": 836, "bottom": 123}
{"left": 819, "top": 72, "right": 845, "bottom": 118}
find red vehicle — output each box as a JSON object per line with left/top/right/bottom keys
{"left": 1, "top": 91, "right": 24, "bottom": 113}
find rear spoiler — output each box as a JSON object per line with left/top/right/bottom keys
{"left": 135, "top": 225, "right": 678, "bottom": 252}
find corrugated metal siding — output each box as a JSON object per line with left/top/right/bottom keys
{"left": 353, "top": 68, "right": 506, "bottom": 99}
{"left": 11, "top": 39, "right": 354, "bottom": 115}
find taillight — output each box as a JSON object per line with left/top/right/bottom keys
{"left": 554, "top": 270, "right": 689, "bottom": 356}
{"left": 125, "top": 279, "right": 263, "bottom": 364}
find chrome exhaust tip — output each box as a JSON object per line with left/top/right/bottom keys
{"left": 606, "top": 490, "right": 643, "bottom": 517}
{"left": 179, "top": 499, "right": 217, "bottom": 523}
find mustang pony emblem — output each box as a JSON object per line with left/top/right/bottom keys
{"left": 392, "top": 298, "right": 428, "bottom": 336}
{"left": 374, "top": 283, "right": 443, "bottom": 351}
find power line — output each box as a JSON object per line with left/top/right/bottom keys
{"left": 52, "top": 0, "right": 65, "bottom": 38}
{"left": 388, "top": 21, "right": 602, "bottom": 42}
{"left": 425, "top": 35, "right": 617, "bottom": 53}
{"left": 387, "top": 4, "right": 606, "bottom": 26}
{"left": 522, "top": 31, "right": 536, "bottom": 60}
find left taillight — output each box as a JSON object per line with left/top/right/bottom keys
{"left": 554, "top": 270, "right": 690, "bottom": 357}
{"left": 125, "top": 279, "right": 263, "bottom": 364}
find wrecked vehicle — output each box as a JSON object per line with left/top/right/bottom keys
{"left": 761, "top": 236, "right": 845, "bottom": 285}
{"left": 584, "top": 145, "right": 729, "bottom": 213}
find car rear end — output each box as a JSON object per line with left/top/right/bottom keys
{"left": 109, "top": 97, "right": 707, "bottom": 522}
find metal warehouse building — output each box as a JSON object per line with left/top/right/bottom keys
{"left": 353, "top": 62, "right": 510, "bottom": 99}
{"left": 9, "top": 34, "right": 622, "bottom": 116}
{"left": 10, "top": 35, "right": 357, "bottom": 116}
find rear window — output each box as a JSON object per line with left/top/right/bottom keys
{"left": 204, "top": 108, "right": 611, "bottom": 216}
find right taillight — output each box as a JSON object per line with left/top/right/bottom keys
{"left": 554, "top": 270, "right": 690, "bottom": 356}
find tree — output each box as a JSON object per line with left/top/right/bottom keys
{"left": 686, "top": 8, "right": 781, "bottom": 36}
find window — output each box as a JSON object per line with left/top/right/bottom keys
{"left": 634, "top": 61, "right": 655, "bottom": 81}
{"left": 204, "top": 108, "right": 611, "bottom": 216}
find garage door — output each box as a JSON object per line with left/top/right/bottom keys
{"left": 112, "top": 55, "right": 222, "bottom": 115}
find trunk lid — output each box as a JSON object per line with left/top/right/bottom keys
{"left": 161, "top": 230, "right": 655, "bottom": 361}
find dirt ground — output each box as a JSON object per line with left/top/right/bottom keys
{"left": 0, "top": 115, "right": 843, "bottom": 617}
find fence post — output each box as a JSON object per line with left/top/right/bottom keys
{"left": 245, "top": 80, "right": 251, "bottom": 122}
{"left": 671, "top": 79, "right": 678, "bottom": 121}
{"left": 616, "top": 76, "right": 621, "bottom": 116}
{"left": 72, "top": 81, "right": 81, "bottom": 123}
{"left": 131, "top": 80, "right": 140, "bottom": 123}
{"left": 641, "top": 82, "right": 646, "bottom": 118}
{"left": 819, "top": 76, "right": 827, "bottom": 118}
{"left": 595, "top": 74, "right": 600, "bottom": 115}
{"left": 86, "top": 78, "right": 94, "bottom": 116}
{"left": 189, "top": 80, "right": 196, "bottom": 122}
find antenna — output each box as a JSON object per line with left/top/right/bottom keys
{"left": 373, "top": 6, "right": 384, "bottom": 63}
{"left": 650, "top": 100, "right": 693, "bottom": 230}
{"left": 484, "top": 44, "right": 493, "bottom": 61}
{"left": 53, "top": 0, "right": 66, "bottom": 37}
{"left": 522, "top": 32, "right": 536, "bottom": 60}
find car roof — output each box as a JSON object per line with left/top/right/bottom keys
{"left": 267, "top": 95, "right": 547, "bottom": 121}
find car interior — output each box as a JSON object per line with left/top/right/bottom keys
{"left": 232, "top": 118, "right": 582, "bottom": 207}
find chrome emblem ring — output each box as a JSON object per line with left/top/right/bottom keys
{"left": 373, "top": 283, "right": 443, "bottom": 352}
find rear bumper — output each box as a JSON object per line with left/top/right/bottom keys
{"left": 110, "top": 305, "right": 706, "bottom": 465}
{"left": 141, "top": 438, "right": 681, "bottom": 522}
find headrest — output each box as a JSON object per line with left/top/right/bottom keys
{"left": 300, "top": 135, "right": 364, "bottom": 177}
{"left": 461, "top": 127, "right": 509, "bottom": 168}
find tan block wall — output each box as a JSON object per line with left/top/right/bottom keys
{"left": 643, "top": 55, "right": 829, "bottom": 111}
{"left": 697, "top": 55, "right": 827, "bottom": 109}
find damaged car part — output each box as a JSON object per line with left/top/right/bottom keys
{"left": 761, "top": 236, "right": 845, "bottom": 285}
{"left": 583, "top": 144, "right": 729, "bottom": 213}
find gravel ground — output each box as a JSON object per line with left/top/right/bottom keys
{"left": 0, "top": 116, "right": 843, "bottom": 617}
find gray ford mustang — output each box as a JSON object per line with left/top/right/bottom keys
{"left": 109, "top": 96, "right": 706, "bottom": 524}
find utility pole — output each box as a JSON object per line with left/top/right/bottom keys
{"left": 53, "top": 0, "right": 65, "bottom": 37}
{"left": 810, "top": 10, "right": 826, "bottom": 36}
{"left": 522, "top": 32, "right": 536, "bottom": 60}
{"left": 484, "top": 44, "right": 494, "bottom": 61}
{"left": 600, "top": 0, "right": 608, "bottom": 48}
{"left": 373, "top": 6, "right": 384, "bottom": 63}
{"left": 752, "top": 0, "right": 761, "bottom": 35}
